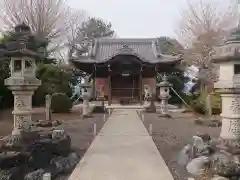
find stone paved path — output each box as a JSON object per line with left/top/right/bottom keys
{"left": 68, "top": 109, "right": 173, "bottom": 180}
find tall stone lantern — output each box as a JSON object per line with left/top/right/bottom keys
{"left": 157, "top": 74, "right": 172, "bottom": 117}
{"left": 0, "top": 23, "right": 41, "bottom": 144}
{"left": 212, "top": 28, "right": 240, "bottom": 149}
{"left": 80, "top": 79, "right": 92, "bottom": 117}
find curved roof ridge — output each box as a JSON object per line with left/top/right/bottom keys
{"left": 95, "top": 38, "right": 157, "bottom": 44}
{"left": 71, "top": 38, "right": 182, "bottom": 65}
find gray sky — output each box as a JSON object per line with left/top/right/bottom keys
{"left": 68, "top": 0, "right": 188, "bottom": 38}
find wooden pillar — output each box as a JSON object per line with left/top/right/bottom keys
{"left": 139, "top": 66, "right": 143, "bottom": 104}
{"left": 155, "top": 65, "right": 159, "bottom": 100}
{"left": 92, "top": 65, "right": 96, "bottom": 100}
{"left": 108, "top": 65, "right": 112, "bottom": 106}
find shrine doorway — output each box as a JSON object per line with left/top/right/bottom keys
{"left": 111, "top": 74, "right": 140, "bottom": 102}
{"left": 109, "top": 54, "right": 143, "bottom": 104}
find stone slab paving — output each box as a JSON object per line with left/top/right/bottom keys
{"left": 68, "top": 109, "right": 174, "bottom": 180}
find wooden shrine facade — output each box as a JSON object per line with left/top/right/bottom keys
{"left": 70, "top": 38, "right": 182, "bottom": 105}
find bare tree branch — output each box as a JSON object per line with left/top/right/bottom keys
{"left": 0, "top": 0, "right": 78, "bottom": 51}
{"left": 176, "top": 0, "right": 237, "bottom": 68}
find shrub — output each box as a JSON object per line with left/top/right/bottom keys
{"left": 192, "top": 92, "right": 221, "bottom": 115}
{"left": 33, "top": 64, "right": 72, "bottom": 106}
{"left": 181, "top": 93, "right": 198, "bottom": 106}
{"left": 51, "top": 93, "right": 72, "bottom": 113}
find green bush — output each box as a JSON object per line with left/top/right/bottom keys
{"left": 51, "top": 93, "right": 72, "bottom": 113}
{"left": 181, "top": 93, "right": 198, "bottom": 106}
{"left": 192, "top": 92, "right": 221, "bottom": 115}
{"left": 33, "top": 64, "right": 72, "bottom": 106}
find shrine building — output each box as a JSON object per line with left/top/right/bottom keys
{"left": 70, "top": 38, "right": 182, "bottom": 105}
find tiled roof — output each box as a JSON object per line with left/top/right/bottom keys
{"left": 71, "top": 38, "right": 181, "bottom": 64}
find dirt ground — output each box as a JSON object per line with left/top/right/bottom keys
{"left": 143, "top": 112, "right": 220, "bottom": 180}
{"left": 0, "top": 106, "right": 105, "bottom": 135}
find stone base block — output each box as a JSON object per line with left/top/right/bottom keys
{"left": 194, "top": 119, "right": 221, "bottom": 127}
{"left": 159, "top": 113, "right": 172, "bottom": 118}
{"left": 0, "top": 167, "right": 23, "bottom": 180}
{"left": 82, "top": 114, "right": 93, "bottom": 118}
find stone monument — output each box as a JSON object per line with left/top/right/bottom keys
{"left": 144, "top": 85, "right": 156, "bottom": 113}
{"left": 97, "top": 85, "right": 105, "bottom": 100}
{"left": 143, "top": 85, "right": 152, "bottom": 106}
{"left": 0, "top": 23, "right": 41, "bottom": 146}
{"left": 157, "top": 74, "right": 172, "bottom": 118}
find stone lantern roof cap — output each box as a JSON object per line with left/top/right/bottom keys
{"left": 15, "top": 22, "right": 31, "bottom": 34}
{"left": 212, "top": 27, "right": 240, "bottom": 63}
{"left": 225, "top": 28, "right": 240, "bottom": 43}
{"left": 79, "top": 82, "right": 92, "bottom": 88}
{"left": 157, "top": 81, "right": 172, "bottom": 87}
{"left": 0, "top": 24, "right": 43, "bottom": 58}
{"left": 156, "top": 75, "right": 172, "bottom": 87}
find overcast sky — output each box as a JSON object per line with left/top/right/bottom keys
{"left": 68, "top": 0, "right": 188, "bottom": 39}
{"left": 68, "top": 0, "right": 230, "bottom": 39}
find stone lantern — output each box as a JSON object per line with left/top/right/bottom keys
{"left": 0, "top": 23, "right": 41, "bottom": 145}
{"left": 209, "top": 28, "right": 240, "bottom": 177}
{"left": 212, "top": 28, "right": 240, "bottom": 148}
{"left": 80, "top": 79, "right": 92, "bottom": 117}
{"left": 157, "top": 74, "right": 172, "bottom": 117}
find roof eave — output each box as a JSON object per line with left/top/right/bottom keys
{"left": 1, "top": 49, "right": 43, "bottom": 58}
{"left": 70, "top": 55, "right": 182, "bottom": 65}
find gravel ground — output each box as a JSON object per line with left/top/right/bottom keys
{"left": 55, "top": 113, "right": 106, "bottom": 180}
{"left": 143, "top": 112, "right": 220, "bottom": 180}
{"left": 0, "top": 108, "right": 106, "bottom": 180}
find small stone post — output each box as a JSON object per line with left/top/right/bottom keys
{"left": 1, "top": 23, "right": 41, "bottom": 145}
{"left": 45, "top": 94, "right": 52, "bottom": 121}
{"left": 149, "top": 123, "right": 153, "bottom": 135}
{"left": 93, "top": 123, "right": 97, "bottom": 136}
{"left": 157, "top": 74, "right": 172, "bottom": 118}
{"left": 206, "top": 94, "right": 212, "bottom": 117}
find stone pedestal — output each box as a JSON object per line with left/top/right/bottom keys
{"left": 218, "top": 93, "right": 240, "bottom": 148}
{"left": 4, "top": 77, "right": 41, "bottom": 148}
{"left": 145, "top": 95, "right": 156, "bottom": 113}
{"left": 159, "top": 97, "right": 171, "bottom": 117}
{"left": 5, "top": 78, "right": 41, "bottom": 135}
